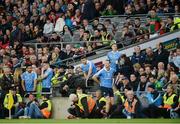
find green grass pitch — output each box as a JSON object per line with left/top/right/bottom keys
{"left": 0, "top": 119, "right": 180, "bottom": 124}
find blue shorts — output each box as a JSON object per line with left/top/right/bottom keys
{"left": 100, "top": 86, "right": 114, "bottom": 97}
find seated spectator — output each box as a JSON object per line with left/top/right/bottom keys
{"left": 130, "top": 74, "right": 139, "bottom": 91}
{"left": 27, "top": 95, "right": 52, "bottom": 119}
{"left": 131, "top": 46, "right": 146, "bottom": 65}
{"left": 101, "top": 4, "right": 117, "bottom": 16}
{"left": 109, "top": 86, "right": 125, "bottom": 118}
{"left": 100, "top": 28, "right": 113, "bottom": 46}
{"left": 165, "top": 16, "right": 174, "bottom": 33}
{"left": 43, "top": 18, "right": 54, "bottom": 35}
{"left": 137, "top": 73, "right": 150, "bottom": 95}
{"left": 65, "top": 44, "right": 75, "bottom": 58}
{"left": 121, "top": 26, "right": 135, "bottom": 46}
{"left": 142, "top": 84, "right": 162, "bottom": 118}
{"left": 3, "top": 87, "right": 22, "bottom": 118}
{"left": 158, "top": 84, "right": 179, "bottom": 118}
{"left": 62, "top": 25, "right": 73, "bottom": 36}
{"left": 122, "top": 90, "right": 141, "bottom": 118}
{"left": 68, "top": 93, "right": 96, "bottom": 118}
{"left": 49, "top": 52, "right": 62, "bottom": 68}
{"left": 169, "top": 46, "right": 180, "bottom": 69}
{"left": 149, "top": 75, "right": 163, "bottom": 91}
{"left": 13, "top": 94, "right": 36, "bottom": 118}
{"left": 54, "top": 16, "right": 65, "bottom": 33}
{"left": 94, "top": 90, "right": 106, "bottom": 118}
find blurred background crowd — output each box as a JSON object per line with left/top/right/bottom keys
{"left": 0, "top": 0, "right": 180, "bottom": 119}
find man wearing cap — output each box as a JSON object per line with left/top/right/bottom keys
{"left": 107, "top": 43, "right": 121, "bottom": 72}
{"left": 142, "top": 84, "right": 162, "bottom": 118}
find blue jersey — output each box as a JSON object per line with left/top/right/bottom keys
{"left": 94, "top": 67, "right": 115, "bottom": 88}
{"left": 81, "top": 60, "right": 97, "bottom": 76}
{"left": 42, "top": 68, "right": 53, "bottom": 88}
{"left": 107, "top": 51, "right": 121, "bottom": 71}
{"left": 21, "top": 71, "right": 37, "bottom": 92}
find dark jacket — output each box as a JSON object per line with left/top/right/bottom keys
{"left": 131, "top": 52, "right": 146, "bottom": 65}
{"left": 154, "top": 49, "right": 169, "bottom": 68}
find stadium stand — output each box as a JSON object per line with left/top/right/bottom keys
{"left": 0, "top": 0, "right": 180, "bottom": 119}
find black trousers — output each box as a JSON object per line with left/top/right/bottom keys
{"left": 142, "top": 105, "right": 160, "bottom": 118}
{"left": 68, "top": 106, "right": 96, "bottom": 118}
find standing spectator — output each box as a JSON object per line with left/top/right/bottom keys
{"left": 149, "top": 9, "right": 162, "bottom": 38}
{"left": 93, "top": 60, "right": 116, "bottom": 117}
{"left": 41, "top": 62, "right": 53, "bottom": 92}
{"left": 118, "top": 54, "right": 134, "bottom": 78}
{"left": 107, "top": 43, "right": 121, "bottom": 72}
{"left": 21, "top": 65, "right": 37, "bottom": 92}
{"left": 130, "top": 74, "right": 139, "bottom": 91}
{"left": 82, "top": 0, "right": 96, "bottom": 20}
{"left": 145, "top": 47, "right": 155, "bottom": 65}
{"left": 131, "top": 46, "right": 146, "bottom": 65}
{"left": 154, "top": 42, "right": 169, "bottom": 68}
{"left": 0, "top": 67, "right": 14, "bottom": 94}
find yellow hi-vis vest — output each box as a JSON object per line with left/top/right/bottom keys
{"left": 41, "top": 100, "right": 52, "bottom": 118}
{"left": 101, "top": 33, "right": 111, "bottom": 45}
{"left": 77, "top": 94, "right": 95, "bottom": 113}
{"left": 98, "top": 97, "right": 106, "bottom": 110}
{"left": 163, "top": 93, "right": 176, "bottom": 109}
{"left": 4, "top": 93, "right": 22, "bottom": 109}
{"left": 124, "top": 98, "right": 138, "bottom": 113}
{"left": 114, "top": 90, "right": 125, "bottom": 103}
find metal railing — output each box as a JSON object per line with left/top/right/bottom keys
{"left": 23, "top": 31, "right": 152, "bottom": 64}
{"left": 23, "top": 29, "right": 180, "bottom": 66}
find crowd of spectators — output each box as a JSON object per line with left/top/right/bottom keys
{"left": 0, "top": 0, "right": 180, "bottom": 119}
{"left": 0, "top": 0, "right": 180, "bottom": 61}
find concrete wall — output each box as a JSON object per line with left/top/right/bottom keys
{"left": 51, "top": 97, "right": 71, "bottom": 119}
